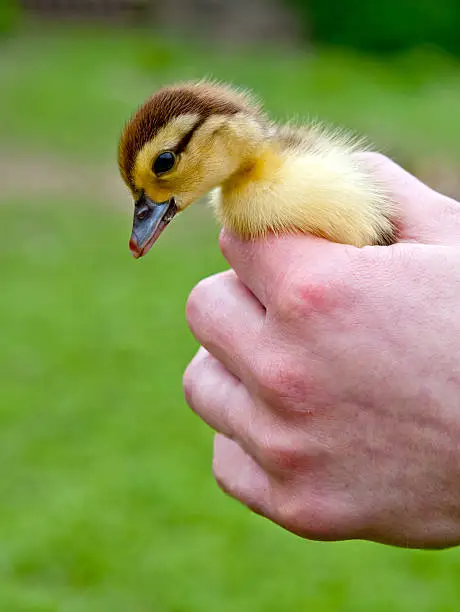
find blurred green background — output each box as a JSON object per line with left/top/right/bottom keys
{"left": 1, "top": 1, "right": 460, "bottom": 610}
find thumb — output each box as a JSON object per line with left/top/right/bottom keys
{"left": 357, "top": 152, "right": 460, "bottom": 246}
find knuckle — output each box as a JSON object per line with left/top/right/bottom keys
{"left": 271, "top": 490, "right": 310, "bottom": 536}
{"left": 270, "top": 274, "right": 303, "bottom": 321}
{"left": 277, "top": 503, "right": 304, "bottom": 535}
{"left": 253, "top": 429, "right": 303, "bottom": 473}
{"left": 272, "top": 269, "right": 350, "bottom": 323}
{"left": 273, "top": 491, "right": 352, "bottom": 540}
{"left": 254, "top": 356, "right": 308, "bottom": 406}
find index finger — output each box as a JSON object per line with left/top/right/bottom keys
{"left": 219, "top": 152, "right": 460, "bottom": 304}
{"left": 219, "top": 230, "right": 352, "bottom": 308}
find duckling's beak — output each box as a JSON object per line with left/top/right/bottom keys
{"left": 129, "top": 193, "right": 177, "bottom": 259}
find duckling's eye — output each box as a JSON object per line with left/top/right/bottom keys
{"left": 153, "top": 151, "right": 176, "bottom": 176}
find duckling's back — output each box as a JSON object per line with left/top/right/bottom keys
{"left": 217, "top": 120, "right": 396, "bottom": 247}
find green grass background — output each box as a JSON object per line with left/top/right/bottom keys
{"left": 2, "top": 23, "right": 460, "bottom": 611}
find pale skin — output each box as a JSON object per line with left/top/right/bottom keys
{"left": 183, "top": 153, "right": 460, "bottom": 549}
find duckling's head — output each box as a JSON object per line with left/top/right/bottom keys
{"left": 118, "top": 80, "right": 266, "bottom": 258}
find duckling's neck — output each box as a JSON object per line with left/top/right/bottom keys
{"left": 212, "top": 137, "right": 315, "bottom": 238}
{"left": 223, "top": 143, "right": 281, "bottom": 193}
{"left": 211, "top": 142, "right": 285, "bottom": 238}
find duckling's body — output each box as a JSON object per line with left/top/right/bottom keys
{"left": 212, "top": 122, "right": 394, "bottom": 246}
{"left": 118, "top": 81, "right": 395, "bottom": 258}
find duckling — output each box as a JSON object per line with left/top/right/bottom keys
{"left": 118, "top": 80, "right": 396, "bottom": 258}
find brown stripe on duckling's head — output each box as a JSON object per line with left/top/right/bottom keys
{"left": 118, "top": 81, "right": 261, "bottom": 192}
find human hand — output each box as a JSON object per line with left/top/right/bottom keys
{"left": 183, "top": 153, "right": 460, "bottom": 548}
